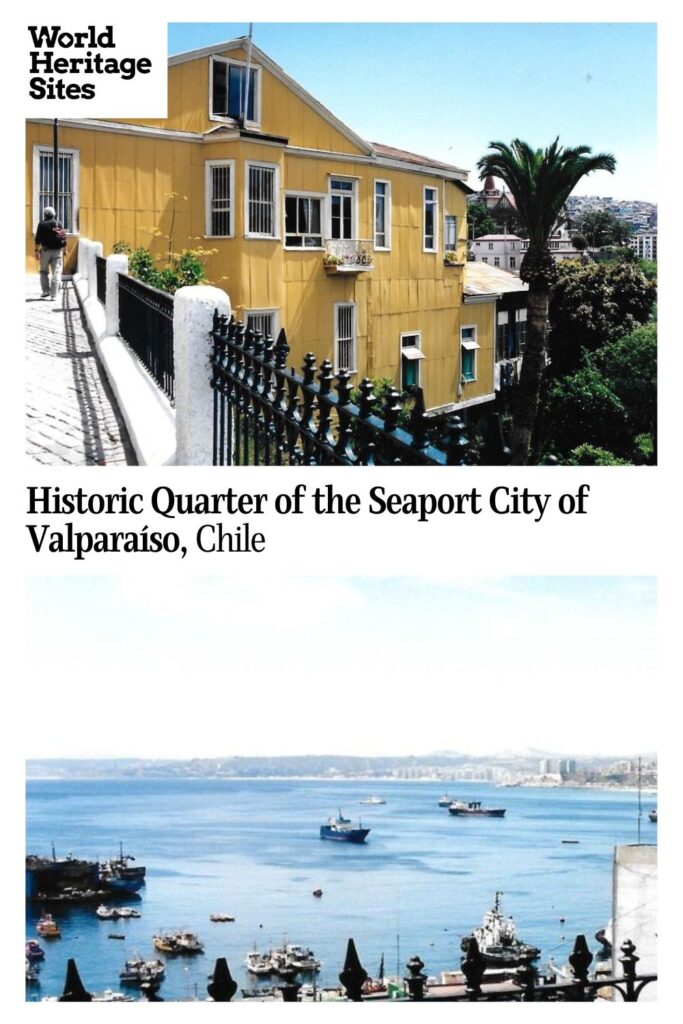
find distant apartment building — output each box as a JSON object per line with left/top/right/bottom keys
{"left": 629, "top": 230, "right": 657, "bottom": 260}
{"left": 521, "top": 224, "right": 586, "bottom": 264}
{"left": 470, "top": 235, "right": 522, "bottom": 273}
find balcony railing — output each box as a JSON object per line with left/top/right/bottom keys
{"left": 323, "top": 238, "right": 374, "bottom": 273}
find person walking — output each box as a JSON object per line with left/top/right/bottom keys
{"left": 34, "top": 206, "right": 67, "bottom": 299}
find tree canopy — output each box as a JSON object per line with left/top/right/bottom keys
{"left": 548, "top": 260, "right": 657, "bottom": 375}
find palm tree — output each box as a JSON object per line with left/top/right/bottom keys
{"left": 477, "top": 139, "right": 616, "bottom": 463}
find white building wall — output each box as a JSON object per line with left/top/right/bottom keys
{"left": 612, "top": 844, "right": 657, "bottom": 1002}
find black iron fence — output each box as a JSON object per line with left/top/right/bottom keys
{"left": 118, "top": 274, "right": 175, "bottom": 403}
{"left": 55, "top": 935, "right": 655, "bottom": 1003}
{"left": 211, "top": 314, "right": 509, "bottom": 466}
{"left": 95, "top": 256, "right": 107, "bottom": 306}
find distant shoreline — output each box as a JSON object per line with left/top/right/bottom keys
{"left": 24, "top": 774, "right": 657, "bottom": 795}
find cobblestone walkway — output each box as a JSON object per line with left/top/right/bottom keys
{"left": 25, "top": 276, "right": 136, "bottom": 465}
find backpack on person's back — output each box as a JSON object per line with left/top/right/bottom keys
{"left": 44, "top": 221, "right": 67, "bottom": 249}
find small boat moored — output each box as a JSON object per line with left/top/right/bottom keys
{"left": 96, "top": 904, "right": 141, "bottom": 919}
{"left": 26, "top": 939, "right": 45, "bottom": 962}
{"left": 36, "top": 913, "right": 61, "bottom": 938}
{"left": 154, "top": 930, "right": 205, "bottom": 955}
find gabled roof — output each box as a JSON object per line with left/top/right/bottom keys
{"left": 464, "top": 261, "right": 528, "bottom": 298}
{"left": 169, "top": 38, "right": 470, "bottom": 181}
{"left": 169, "top": 37, "right": 373, "bottom": 157}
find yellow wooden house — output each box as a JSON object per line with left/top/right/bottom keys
{"left": 26, "top": 36, "right": 500, "bottom": 415}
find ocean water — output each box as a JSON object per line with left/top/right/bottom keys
{"left": 25, "top": 778, "right": 656, "bottom": 1001}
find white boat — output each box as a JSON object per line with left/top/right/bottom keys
{"left": 360, "top": 796, "right": 386, "bottom": 805}
{"left": 120, "top": 956, "right": 165, "bottom": 985}
{"left": 244, "top": 950, "right": 275, "bottom": 975}
{"left": 96, "top": 904, "right": 141, "bottom": 920}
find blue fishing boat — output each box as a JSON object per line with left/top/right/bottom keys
{"left": 99, "top": 843, "right": 146, "bottom": 893}
{"left": 320, "top": 812, "right": 370, "bottom": 843}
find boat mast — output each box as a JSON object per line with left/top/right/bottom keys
{"left": 637, "top": 756, "right": 642, "bottom": 844}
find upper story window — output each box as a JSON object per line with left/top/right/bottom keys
{"left": 374, "top": 180, "right": 391, "bottom": 250}
{"left": 284, "top": 193, "right": 323, "bottom": 248}
{"left": 245, "top": 161, "right": 279, "bottom": 238}
{"left": 205, "top": 160, "right": 234, "bottom": 237}
{"left": 33, "top": 145, "right": 79, "bottom": 234}
{"left": 210, "top": 56, "right": 260, "bottom": 124}
{"left": 423, "top": 187, "right": 438, "bottom": 252}
{"left": 444, "top": 215, "right": 457, "bottom": 252}
{"left": 330, "top": 178, "right": 356, "bottom": 240}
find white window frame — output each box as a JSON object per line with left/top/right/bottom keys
{"left": 244, "top": 160, "right": 280, "bottom": 240}
{"left": 32, "top": 144, "right": 80, "bottom": 235}
{"left": 245, "top": 308, "right": 281, "bottom": 341}
{"left": 460, "top": 325, "right": 479, "bottom": 383}
{"left": 374, "top": 179, "right": 392, "bottom": 251}
{"left": 399, "top": 331, "right": 423, "bottom": 390}
{"left": 334, "top": 302, "right": 357, "bottom": 374}
{"left": 283, "top": 190, "right": 326, "bottom": 250}
{"left": 444, "top": 214, "right": 457, "bottom": 252}
{"left": 423, "top": 186, "right": 438, "bottom": 253}
{"left": 209, "top": 55, "right": 262, "bottom": 128}
{"left": 204, "top": 159, "right": 235, "bottom": 238}
{"left": 328, "top": 176, "right": 358, "bottom": 241}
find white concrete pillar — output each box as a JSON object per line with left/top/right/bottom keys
{"left": 76, "top": 237, "right": 87, "bottom": 279}
{"left": 174, "top": 285, "right": 231, "bottom": 466}
{"left": 105, "top": 254, "right": 128, "bottom": 337}
{"left": 88, "top": 240, "right": 103, "bottom": 298}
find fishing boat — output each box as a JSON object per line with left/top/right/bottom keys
{"left": 153, "top": 930, "right": 204, "bottom": 955}
{"left": 272, "top": 944, "right": 321, "bottom": 974}
{"left": 99, "top": 843, "right": 146, "bottom": 894}
{"left": 25, "top": 939, "right": 45, "bottom": 962}
{"left": 36, "top": 913, "right": 61, "bottom": 938}
{"left": 362, "top": 954, "right": 388, "bottom": 996}
{"left": 320, "top": 812, "right": 370, "bottom": 843}
{"left": 460, "top": 892, "right": 540, "bottom": 967}
{"left": 438, "top": 794, "right": 454, "bottom": 807}
{"left": 448, "top": 800, "right": 506, "bottom": 818}
{"left": 209, "top": 913, "right": 235, "bottom": 922}
{"left": 360, "top": 796, "right": 386, "bottom": 805}
{"left": 119, "top": 956, "right": 166, "bottom": 986}
{"left": 244, "top": 950, "right": 276, "bottom": 975}
{"left": 649, "top": 808, "right": 657, "bottom": 823}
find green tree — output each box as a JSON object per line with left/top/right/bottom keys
{"left": 477, "top": 138, "right": 616, "bottom": 463}
{"left": 548, "top": 261, "right": 656, "bottom": 375}
{"left": 543, "top": 323, "right": 656, "bottom": 463}
{"left": 466, "top": 200, "right": 497, "bottom": 239}
{"left": 579, "top": 209, "right": 630, "bottom": 248}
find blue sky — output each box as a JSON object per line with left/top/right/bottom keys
{"left": 26, "top": 577, "right": 655, "bottom": 758}
{"left": 168, "top": 22, "right": 657, "bottom": 201}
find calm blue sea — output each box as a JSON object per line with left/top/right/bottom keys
{"left": 25, "top": 778, "right": 656, "bottom": 1001}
